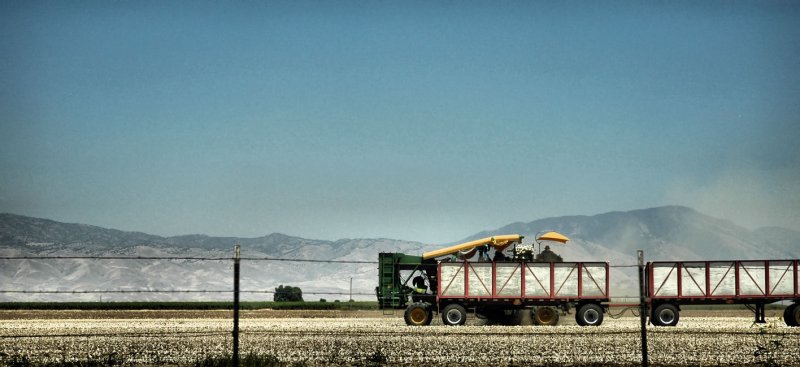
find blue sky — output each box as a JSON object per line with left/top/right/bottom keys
{"left": 1, "top": 1, "right": 798, "bottom": 243}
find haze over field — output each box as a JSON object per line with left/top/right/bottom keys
{"left": 1, "top": 2, "right": 799, "bottom": 244}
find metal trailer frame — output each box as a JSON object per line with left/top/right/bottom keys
{"left": 434, "top": 260, "right": 610, "bottom": 326}
{"left": 646, "top": 259, "right": 800, "bottom": 326}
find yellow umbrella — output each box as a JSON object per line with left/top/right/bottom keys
{"left": 534, "top": 231, "right": 569, "bottom": 258}
{"left": 536, "top": 231, "right": 570, "bottom": 243}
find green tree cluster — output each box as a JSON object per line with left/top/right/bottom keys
{"left": 273, "top": 285, "right": 303, "bottom": 302}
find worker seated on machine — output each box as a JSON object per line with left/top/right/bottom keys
{"left": 412, "top": 275, "right": 428, "bottom": 294}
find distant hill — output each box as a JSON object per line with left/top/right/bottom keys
{"left": 0, "top": 207, "right": 797, "bottom": 301}
{"left": 464, "top": 206, "right": 798, "bottom": 261}
{"left": 0, "top": 213, "right": 433, "bottom": 302}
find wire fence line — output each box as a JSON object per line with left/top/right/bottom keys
{"left": 0, "top": 290, "right": 376, "bottom": 296}
{"left": 0, "top": 255, "right": 642, "bottom": 267}
{"left": 0, "top": 254, "right": 379, "bottom": 298}
{"left": 0, "top": 253, "right": 645, "bottom": 301}
{"left": 0, "top": 255, "right": 377, "bottom": 264}
{"left": 0, "top": 254, "right": 641, "bottom": 297}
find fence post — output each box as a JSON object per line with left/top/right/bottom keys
{"left": 233, "top": 245, "right": 240, "bottom": 367}
{"left": 638, "top": 250, "right": 648, "bottom": 367}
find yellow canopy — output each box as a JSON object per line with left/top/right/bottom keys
{"left": 422, "top": 234, "right": 524, "bottom": 260}
{"left": 536, "top": 231, "right": 570, "bottom": 243}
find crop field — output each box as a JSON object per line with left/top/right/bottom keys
{"left": 1, "top": 310, "right": 799, "bottom": 366}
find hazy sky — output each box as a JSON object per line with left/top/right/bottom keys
{"left": 1, "top": 1, "right": 799, "bottom": 243}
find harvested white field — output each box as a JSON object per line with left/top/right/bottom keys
{"left": 1, "top": 315, "right": 799, "bottom": 366}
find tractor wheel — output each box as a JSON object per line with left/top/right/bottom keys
{"left": 404, "top": 303, "right": 432, "bottom": 326}
{"left": 575, "top": 303, "right": 604, "bottom": 326}
{"left": 784, "top": 304, "right": 799, "bottom": 327}
{"left": 532, "top": 307, "right": 559, "bottom": 326}
{"left": 652, "top": 303, "right": 680, "bottom": 327}
{"left": 441, "top": 304, "right": 467, "bottom": 326}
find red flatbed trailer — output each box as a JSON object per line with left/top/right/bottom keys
{"left": 433, "top": 260, "right": 610, "bottom": 326}
{"left": 646, "top": 259, "right": 800, "bottom": 326}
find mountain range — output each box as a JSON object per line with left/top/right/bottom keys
{"left": 1, "top": 206, "right": 797, "bottom": 301}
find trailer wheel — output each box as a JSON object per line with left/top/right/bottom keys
{"left": 404, "top": 303, "right": 432, "bottom": 326}
{"left": 652, "top": 304, "right": 679, "bottom": 327}
{"left": 784, "top": 304, "right": 799, "bottom": 327}
{"left": 575, "top": 303, "right": 604, "bottom": 326}
{"left": 532, "top": 307, "right": 559, "bottom": 326}
{"left": 441, "top": 304, "right": 467, "bottom": 326}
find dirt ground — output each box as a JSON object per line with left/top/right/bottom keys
{"left": 2, "top": 312, "right": 798, "bottom": 366}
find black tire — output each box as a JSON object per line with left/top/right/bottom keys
{"left": 652, "top": 303, "right": 679, "bottom": 327}
{"left": 532, "top": 307, "right": 560, "bottom": 326}
{"left": 575, "top": 303, "right": 604, "bottom": 326}
{"left": 784, "top": 304, "right": 799, "bottom": 327}
{"left": 441, "top": 304, "right": 467, "bottom": 326}
{"left": 404, "top": 303, "right": 432, "bottom": 326}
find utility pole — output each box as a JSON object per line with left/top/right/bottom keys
{"left": 233, "top": 245, "right": 240, "bottom": 367}
{"left": 638, "top": 250, "right": 648, "bottom": 367}
{"left": 349, "top": 277, "right": 353, "bottom": 301}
